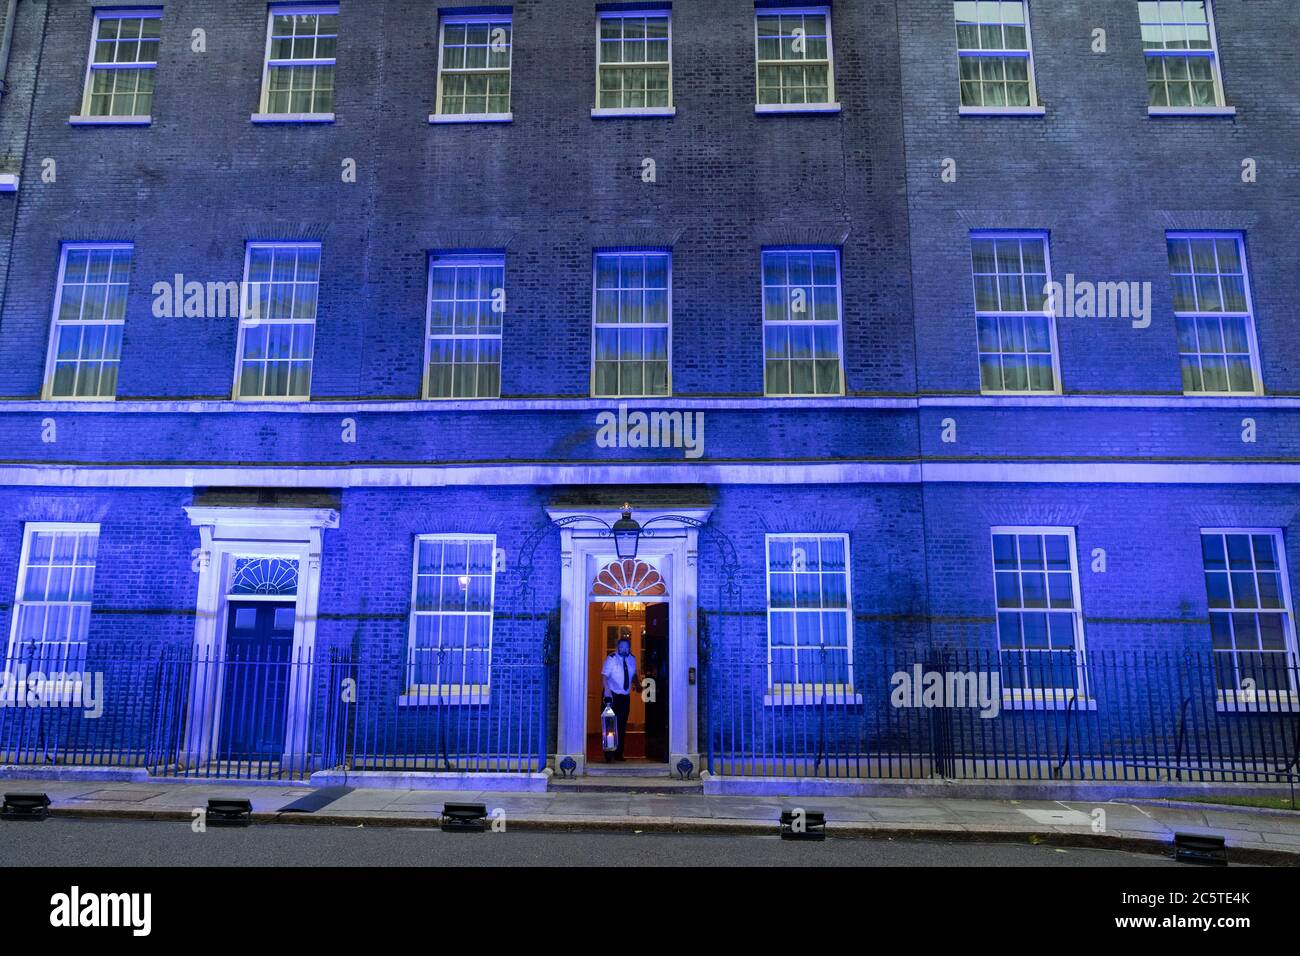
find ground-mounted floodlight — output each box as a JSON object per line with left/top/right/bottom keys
{"left": 441, "top": 802, "right": 489, "bottom": 833}
{"left": 1174, "top": 832, "right": 1228, "bottom": 866}
{"left": 1, "top": 792, "right": 51, "bottom": 821}
{"left": 779, "top": 809, "right": 826, "bottom": 841}
{"left": 206, "top": 798, "right": 253, "bottom": 827}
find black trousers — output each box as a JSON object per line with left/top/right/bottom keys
{"left": 608, "top": 692, "right": 631, "bottom": 759}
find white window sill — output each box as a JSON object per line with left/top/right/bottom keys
{"left": 1216, "top": 695, "right": 1299, "bottom": 714}
{"left": 1001, "top": 694, "right": 1096, "bottom": 712}
{"left": 0, "top": 173, "right": 17, "bottom": 193}
{"left": 959, "top": 105, "right": 1045, "bottom": 117}
{"left": 398, "top": 690, "right": 490, "bottom": 707}
{"left": 755, "top": 102, "right": 841, "bottom": 115}
{"left": 69, "top": 115, "right": 152, "bottom": 126}
{"left": 41, "top": 394, "right": 116, "bottom": 403}
{"left": 1148, "top": 106, "right": 1236, "bottom": 118}
{"left": 251, "top": 112, "right": 336, "bottom": 124}
{"left": 764, "top": 690, "right": 863, "bottom": 707}
{"left": 430, "top": 112, "right": 513, "bottom": 124}
{"left": 591, "top": 106, "right": 676, "bottom": 119}
{"left": 763, "top": 390, "right": 847, "bottom": 399}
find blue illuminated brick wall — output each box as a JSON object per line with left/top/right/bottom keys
{"left": 0, "top": 0, "right": 914, "bottom": 402}
{"left": 0, "top": 1, "right": 1298, "bottom": 767}
{"left": 897, "top": 0, "right": 1300, "bottom": 398}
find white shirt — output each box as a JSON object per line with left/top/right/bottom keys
{"left": 602, "top": 652, "right": 637, "bottom": 696}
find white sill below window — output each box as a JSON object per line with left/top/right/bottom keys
{"left": 1001, "top": 693, "right": 1097, "bottom": 712}
{"left": 0, "top": 173, "right": 17, "bottom": 192}
{"left": 251, "top": 113, "right": 336, "bottom": 124}
{"left": 430, "top": 112, "right": 513, "bottom": 124}
{"left": 399, "top": 687, "right": 490, "bottom": 707}
{"left": 591, "top": 106, "right": 676, "bottom": 119}
{"left": 69, "top": 115, "right": 152, "bottom": 126}
{"left": 42, "top": 394, "right": 116, "bottom": 404}
{"left": 1148, "top": 105, "right": 1236, "bottom": 117}
{"left": 764, "top": 688, "right": 863, "bottom": 707}
{"left": 959, "top": 105, "right": 1046, "bottom": 117}
{"left": 755, "top": 102, "right": 841, "bottom": 115}
{"left": 1216, "top": 694, "right": 1299, "bottom": 714}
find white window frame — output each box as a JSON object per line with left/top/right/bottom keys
{"left": 971, "top": 230, "right": 1062, "bottom": 396}
{"left": 754, "top": 5, "right": 839, "bottom": 114}
{"left": 233, "top": 241, "right": 321, "bottom": 402}
{"left": 5, "top": 523, "right": 101, "bottom": 682}
{"left": 763, "top": 532, "right": 856, "bottom": 703}
{"left": 1140, "top": 0, "right": 1233, "bottom": 116}
{"left": 73, "top": 7, "right": 161, "bottom": 125}
{"left": 404, "top": 533, "right": 498, "bottom": 704}
{"left": 432, "top": 13, "right": 514, "bottom": 124}
{"left": 423, "top": 253, "right": 505, "bottom": 400}
{"left": 760, "top": 247, "right": 846, "bottom": 398}
{"left": 253, "top": 3, "right": 339, "bottom": 123}
{"left": 1200, "top": 528, "right": 1299, "bottom": 710}
{"left": 590, "top": 249, "right": 673, "bottom": 399}
{"left": 43, "top": 242, "right": 133, "bottom": 402}
{"left": 1167, "top": 231, "right": 1262, "bottom": 397}
{"left": 592, "top": 8, "right": 675, "bottom": 119}
{"left": 990, "top": 526, "right": 1089, "bottom": 708}
{"left": 953, "top": 0, "right": 1044, "bottom": 116}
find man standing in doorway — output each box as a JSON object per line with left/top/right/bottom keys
{"left": 601, "top": 635, "right": 638, "bottom": 762}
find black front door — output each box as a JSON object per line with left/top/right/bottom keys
{"left": 219, "top": 601, "right": 295, "bottom": 759}
{"left": 643, "top": 603, "right": 669, "bottom": 762}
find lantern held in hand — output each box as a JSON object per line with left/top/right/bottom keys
{"left": 601, "top": 700, "right": 618, "bottom": 753}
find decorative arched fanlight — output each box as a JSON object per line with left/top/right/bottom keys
{"left": 592, "top": 558, "right": 667, "bottom": 598}
{"left": 230, "top": 557, "right": 300, "bottom": 596}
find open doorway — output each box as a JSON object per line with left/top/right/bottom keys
{"left": 585, "top": 601, "right": 669, "bottom": 764}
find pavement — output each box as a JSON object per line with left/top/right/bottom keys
{"left": 0, "top": 816, "right": 1184, "bottom": 867}
{"left": 3, "top": 775, "right": 1299, "bottom": 865}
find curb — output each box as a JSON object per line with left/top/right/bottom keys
{"left": 1126, "top": 798, "right": 1300, "bottom": 819}
{"left": 36, "top": 805, "right": 1300, "bottom": 866}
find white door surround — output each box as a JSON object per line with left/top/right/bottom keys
{"left": 183, "top": 506, "right": 339, "bottom": 770}
{"left": 548, "top": 506, "right": 712, "bottom": 775}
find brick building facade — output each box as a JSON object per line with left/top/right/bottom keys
{"left": 0, "top": 0, "right": 1295, "bottom": 781}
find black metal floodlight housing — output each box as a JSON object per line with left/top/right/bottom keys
{"left": 1, "top": 792, "right": 51, "bottom": 821}
{"left": 206, "top": 798, "right": 253, "bottom": 827}
{"left": 1174, "top": 832, "right": 1228, "bottom": 866}
{"left": 779, "top": 809, "right": 826, "bottom": 841}
{"left": 441, "top": 802, "right": 489, "bottom": 833}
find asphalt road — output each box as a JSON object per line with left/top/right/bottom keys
{"left": 0, "top": 817, "right": 1182, "bottom": 867}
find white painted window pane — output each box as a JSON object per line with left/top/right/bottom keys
{"left": 765, "top": 535, "right": 853, "bottom": 687}
{"left": 438, "top": 18, "right": 512, "bottom": 115}
{"left": 409, "top": 537, "right": 496, "bottom": 690}
{"left": 1167, "top": 235, "right": 1256, "bottom": 395}
{"left": 10, "top": 528, "right": 98, "bottom": 671}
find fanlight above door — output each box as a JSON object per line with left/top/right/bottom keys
{"left": 592, "top": 559, "right": 667, "bottom": 598}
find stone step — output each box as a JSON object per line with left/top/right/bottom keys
{"left": 584, "top": 762, "right": 676, "bottom": 778}
{"left": 549, "top": 777, "right": 705, "bottom": 795}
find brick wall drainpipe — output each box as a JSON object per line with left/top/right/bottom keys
{"left": 0, "top": 0, "right": 19, "bottom": 101}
